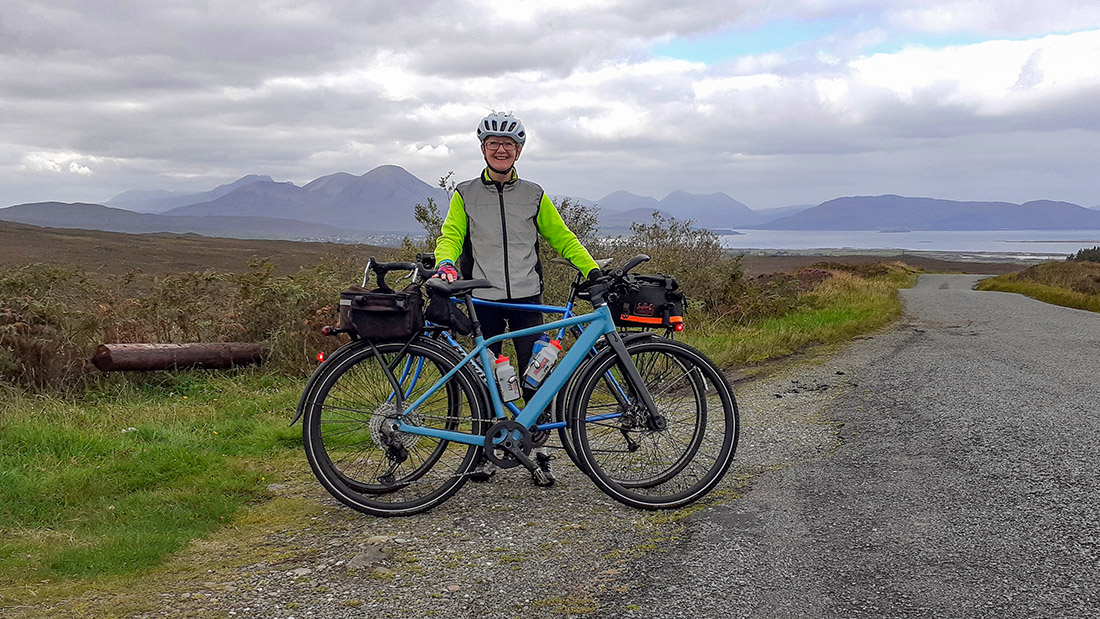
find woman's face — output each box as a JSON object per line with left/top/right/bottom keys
{"left": 481, "top": 137, "right": 521, "bottom": 173}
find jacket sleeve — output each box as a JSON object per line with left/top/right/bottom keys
{"left": 435, "top": 190, "right": 468, "bottom": 266}
{"left": 536, "top": 194, "right": 599, "bottom": 276}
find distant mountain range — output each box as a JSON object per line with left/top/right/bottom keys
{"left": 761, "top": 195, "right": 1100, "bottom": 231}
{"left": 0, "top": 202, "right": 369, "bottom": 241}
{"left": 107, "top": 175, "right": 275, "bottom": 213}
{"left": 2, "top": 166, "right": 1099, "bottom": 243}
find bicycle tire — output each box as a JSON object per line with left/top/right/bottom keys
{"left": 566, "top": 336, "right": 709, "bottom": 488}
{"left": 294, "top": 339, "right": 371, "bottom": 427}
{"left": 302, "top": 337, "right": 488, "bottom": 517}
{"left": 570, "top": 339, "right": 738, "bottom": 509}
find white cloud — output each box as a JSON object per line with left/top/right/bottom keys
{"left": 20, "top": 151, "right": 99, "bottom": 175}
{"left": 69, "top": 162, "right": 93, "bottom": 176}
{"left": 847, "top": 30, "right": 1100, "bottom": 115}
{"left": 889, "top": 0, "right": 1100, "bottom": 35}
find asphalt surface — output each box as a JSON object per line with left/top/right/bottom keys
{"left": 604, "top": 274, "right": 1100, "bottom": 618}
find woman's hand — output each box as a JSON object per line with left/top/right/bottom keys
{"left": 436, "top": 262, "right": 459, "bottom": 283}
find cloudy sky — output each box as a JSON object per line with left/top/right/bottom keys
{"left": 3, "top": 0, "right": 1099, "bottom": 210}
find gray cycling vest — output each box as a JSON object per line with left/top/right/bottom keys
{"left": 454, "top": 174, "right": 545, "bottom": 300}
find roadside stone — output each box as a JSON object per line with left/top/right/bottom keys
{"left": 346, "top": 545, "right": 388, "bottom": 569}
{"left": 287, "top": 568, "right": 311, "bottom": 578}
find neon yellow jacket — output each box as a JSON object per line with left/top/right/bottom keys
{"left": 436, "top": 168, "right": 598, "bottom": 300}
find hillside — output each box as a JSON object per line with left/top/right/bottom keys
{"left": 592, "top": 189, "right": 767, "bottom": 228}
{"left": 0, "top": 202, "right": 375, "bottom": 242}
{"left": 107, "top": 175, "right": 274, "bottom": 213}
{"left": 0, "top": 220, "right": 393, "bottom": 276}
{"left": 7, "top": 167, "right": 1099, "bottom": 238}
{"left": 164, "top": 165, "right": 448, "bottom": 232}
{"left": 761, "top": 195, "right": 1100, "bottom": 230}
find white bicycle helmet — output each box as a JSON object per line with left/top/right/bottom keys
{"left": 477, "top": 112, "right": 527, "bottom": 145}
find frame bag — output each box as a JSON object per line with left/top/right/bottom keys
{"left": 613, "top": 274, "right": 685, "bottom": 329}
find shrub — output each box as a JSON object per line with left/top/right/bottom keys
{"left": 0, "top": 265, "right": 102, "bottom": 389}
{"left": 0, "top": 253, "right": 376, "bottom": 391}
{"left": 1014, "top": 261, "right": 1100, "bottom": 296}
{"left": 1068, "top": 246, "right": 1100, "bottom": 263}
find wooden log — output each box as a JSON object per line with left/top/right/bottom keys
{"left": 92, "top": 342, "right": 268, "bottom": 372}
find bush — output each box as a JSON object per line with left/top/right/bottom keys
{"left": 0, "top": 265, "right": 102, "bottom": 389}
{"left": 1068, "top": 246, "right": 1100, "bottom": 263}
{"left": 1016, "top": 260, "right": 1100, "bottom": 296}
{"left": 0, "top": 253, "right": 377, "bottom": 391}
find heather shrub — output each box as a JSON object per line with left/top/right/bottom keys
{"left": 1015, "top": 260, "right": 1100, "bottom": 296}
{"left": 0, "top": 254, "right": 373, "bottom": 390}
{"left": 0, "top": 265, "right": 103, "bottom": 389}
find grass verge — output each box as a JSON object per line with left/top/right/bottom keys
{"left": 684, "top": 267, "right": 916, "bottom": 368}
{"left": 0, "top": 371, "right": 303, "bottom": 597}
{"left": 976, "top": 261, "right": 1100, "bottom": 313}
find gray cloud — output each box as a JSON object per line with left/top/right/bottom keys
{"left": 2, "top": 1, "right": 1099, "bottom": 209}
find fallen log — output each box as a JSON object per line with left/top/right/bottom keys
{"left": 92, "top": 342, "right": 268, "bottom": 372}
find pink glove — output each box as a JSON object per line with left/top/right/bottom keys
{"left": 437, "top": 263, "right": 459, "bottom": 283}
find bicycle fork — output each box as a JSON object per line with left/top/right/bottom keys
{"left": 601, "top": 329, "right": 666, "bottom": 433}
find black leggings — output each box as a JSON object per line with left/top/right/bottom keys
{"left": 476, "top": 294, "right": 543, "bottom": 390}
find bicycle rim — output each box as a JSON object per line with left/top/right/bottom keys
{"left": 302, "top": 338, "right": 486, "bottom": 517}
{"left": 571, "top": 340, "right": 738, "bottom": 509}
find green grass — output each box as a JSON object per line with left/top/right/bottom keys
{"left": 976, "top": 262, "right": 1100, "bottom": 313}
{"left": 0, "top": 371, "right": 302, "bottom": 585}
{"left": 684, "top": 269, "right": 914, "bottom": 368}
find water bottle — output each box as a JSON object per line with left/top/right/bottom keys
{"left": 524, "top": 339, "right": 562, "bottom": 389}
{"left": 530, "top": 334, "right": 549, "bottom": 362}
{"left": 494, "top": 355, "right": 521, "bottom": 402}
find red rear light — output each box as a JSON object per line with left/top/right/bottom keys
{"left": 674, "top": 323, "right": 684, "bottom": 332}
{"left": 316, "top": 352, "right": 326, "bottom": 362}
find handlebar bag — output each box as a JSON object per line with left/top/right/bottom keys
{"left": 339, "top": 285, "right": 424, "bottom": 340}
{"left": 613, "top": 274, "right": 685, "bottom": 329}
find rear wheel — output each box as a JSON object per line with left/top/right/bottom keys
{"left": 570, "top": 340, "right": 738, "bottom": 509}
{"left": 302, "top": 338, "right": 487, "bottom": 517}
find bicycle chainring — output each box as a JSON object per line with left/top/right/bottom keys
{"left": 483, "top": 420, "right": 533, "bottom": 469}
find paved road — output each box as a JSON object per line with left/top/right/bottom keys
{"left": 604, "top": 274, "right": 1100, "bottom": 618}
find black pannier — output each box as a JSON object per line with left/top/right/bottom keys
{"left": 424, "top": 288, "right": 473, "bottom": 335}
{"left": 612, "top": 274, "right": 685, "bottom": 329}
{"left": 338, "top": 285, "right": 424, "bottom": 340}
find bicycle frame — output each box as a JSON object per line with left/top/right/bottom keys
{"left": 390, "top": 301, "right": 645, "bottom": 447}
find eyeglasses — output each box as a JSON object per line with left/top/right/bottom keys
{"left": 482, "top": 140, "right": 517, "bottom": 152}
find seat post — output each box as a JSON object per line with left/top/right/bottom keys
{"left": 463, "top": 292, "right": 483, "bottom": 338}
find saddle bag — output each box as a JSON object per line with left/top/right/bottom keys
{"left": 338, "top": 285, "right": 424, "bottom": 340}
{"left": 613, "top": 274, "right": 685, "bottom": 329}
{"left": 424, "top": 288, "right": 473, "bottom": 335}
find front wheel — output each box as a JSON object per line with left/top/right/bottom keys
{"left": 301, "top": 337, "right": 487, "bottom": 517}
{"left": 570, "top": 340, "right": 738, "bottom": 510}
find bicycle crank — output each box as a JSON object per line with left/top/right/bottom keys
{"left": 483, "top": 420, "right": 536, "bottom": 470}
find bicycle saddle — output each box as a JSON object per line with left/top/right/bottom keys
{"left": 424, "top": 277, "right": 494, "bottom": 295}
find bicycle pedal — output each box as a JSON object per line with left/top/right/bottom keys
{"left": 531, "top": 468, "right": 555, "bottom": 487}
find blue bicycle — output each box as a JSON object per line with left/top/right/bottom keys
{"left": 294, "top": 258, "right": 739, "bottom": 516}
